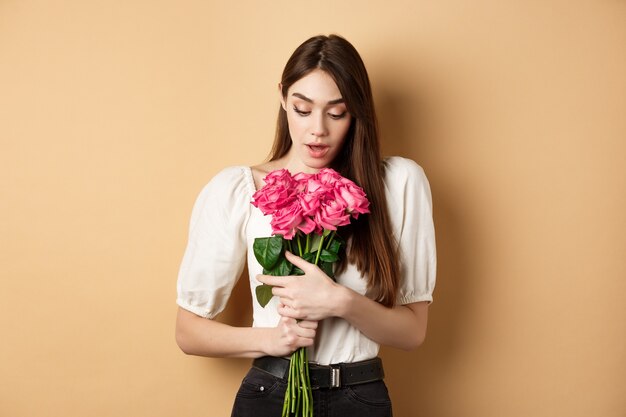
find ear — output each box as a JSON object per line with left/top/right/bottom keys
{"left": 278, "top": 83, "right": 287, "bottom": 111}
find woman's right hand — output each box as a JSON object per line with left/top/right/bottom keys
{"left": 175, "top": 307, "right": 316, "bottom": 358}
{"left": 264, "top": 313, "right": 318, "bottom": 357}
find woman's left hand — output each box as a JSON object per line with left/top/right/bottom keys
{"left": 257, "top": 251, "right": 344, "bottom": 321}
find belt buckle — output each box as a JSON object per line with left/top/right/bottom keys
{"left": 330, "top": 365, "right": 341, "bottom": 388}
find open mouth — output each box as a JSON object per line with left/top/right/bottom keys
{"left": 306, "top": 144, "right": 330, "bottom": 158}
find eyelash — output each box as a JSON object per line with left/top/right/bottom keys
{"left": 293, "top": 106, "right": 347, "bottom": 120}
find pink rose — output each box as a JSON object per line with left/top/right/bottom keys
{"left": 264, "top": 169, "right": 296, "bottom": 187}
{"left": 297, "top": 215, "right": 317, "bottom": 235}
{"left": 252, "top": 169, "right": 299, "bottom": 215}
{"left": 292, "top": 172, "right": 312, "bottom": 193}
{"left": 251, "top": 167, "right": 370, "bottom": 237}
{"left": 317, "top": 168, "right": 343, "bottom": 187}
{"left": 292, "top": 171, "right": 313, "bottom": 183}
{"left": 335, "top": 182, "right": 370, "bottom": 219}
{"left": 303, "top": 177, "right": 329, "bottom": 196}
{"left": 252, "top": 184, "right": 297, "bottom": 215}
{"left": 315, "top": 199, "right": 351, "bottom": 231}
{"left": 299, "top": 192, "right": 322, "bottom": 217}
{"left": 270, "top": 203, "right": 303, "bottom": 240}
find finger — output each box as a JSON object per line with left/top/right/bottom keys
{"left": 271, "top": 287, "right": 290, "bottom": 298}
{"left": 257, "top": 274, "right": 289, "bottom": 286}
{"left": 277, "top": 303, "right": 299, "bottom": 319}
{"left": 278, "top": 315, "right": 296, "bottom": 325}
{"left": 295, "top": 326, "right": 316, "bottom": 339}
{"left": 285, "top": 251, "right": 312, "bottom": 271}
{"left": 281, "top": 316, "right": 315, "bottom": 339}
{"left": 297, "top": 337, "right": 315, "bottom": 348}
{"left": 297, "top": 320, "right": 318, "bottom": 330}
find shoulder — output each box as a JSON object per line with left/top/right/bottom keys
{"left": 208, "top": 165, "right": 252, "bottom": 186}
{"left": 202, "top": 166, "right": 254, "bottom": 193}
{"left": 382, "top": 156, "right": 428, "bottom": 186}
{"left": 382, "top": 156, "right": 433, "bottom": 215}
{"left": 194, "top": 165, "right": 256, "bottom": 212}
{"left": 185, "top": 165, "right": 255, "bottom": 234}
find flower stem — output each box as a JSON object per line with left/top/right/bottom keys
{"left": 325, "top": 230, "right": 336, "bottom": 250}
{"left": 297, "top": 234, "right": 303, "bottom": 257}
{"left": 282, "top": 362, "right": 290, "bottom": 416}
{"left": 305, "top": 234, "right": 310, "bottom": 253}
{"left": 314, "top": 235, "right": 325, "bottom": 266}
{"left": 290, "top": 355, "right": 296, "bottom": 412}
{"left": 288, "top": 239, "right": 294, "bottom": 254}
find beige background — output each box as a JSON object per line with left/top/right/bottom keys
{"left": 1, "top": 1, "right": 625, "bottom": 416}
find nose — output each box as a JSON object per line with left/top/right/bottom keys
{"left": 310, "top": 113, "right": 328, "bottom": 137}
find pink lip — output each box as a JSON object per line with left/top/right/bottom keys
{"left": 306, "top": 143, "right": 330, "bottom": 159}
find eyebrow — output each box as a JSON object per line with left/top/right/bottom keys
{"left": 292, "top": 92, "right": 345, "bottom": 105}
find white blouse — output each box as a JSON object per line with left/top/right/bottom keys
{"left": 177, "top": 156, "right": 436, "bottom": 365}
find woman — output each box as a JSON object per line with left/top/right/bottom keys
{"left": 175, "top": 34, "right": 436, "bottom": 417}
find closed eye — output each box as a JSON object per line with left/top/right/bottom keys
{"left": 293, "top": 106, "right": 310, "bottom": 117}
{"left": 329, "top": 112, "right": 347, "bottom": 120}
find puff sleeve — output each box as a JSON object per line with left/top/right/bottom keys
{"left": 383, "top": 157, "right": 437, "bottom": 304}
{"left": 176, "top": 167, "right": 253, "bottom": 319}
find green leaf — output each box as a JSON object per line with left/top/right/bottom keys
{"left": 292, "top": 266, "right": 305, "bottom": 276}
{"left": 255, "top": 284, "right": 274, "bottom": 308}
{"left": 327, "top": 239, "right": 342, "bottom": 254}
{"left": 323, "top": 228, "right": 332, "bottom": 237}
{"left": 309, "top": 234, "right": 322, "bottom": 252}
{"left": 319, "top": 261, "right": 335, "bottom": 279}
{"left": 319, "top": 249, "right": 339, "bottom": 262}
{"left": 262, "top": 256, "right": 293, "bottom": 276}
{"left": 253, "top": 236, "right": 284, "bottom": 269}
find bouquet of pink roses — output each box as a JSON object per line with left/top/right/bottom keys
{"left": 251, "top": 168, "right": 370, "bottom": 417}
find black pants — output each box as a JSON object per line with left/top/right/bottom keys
{"left": 231, "top": 366, "right": 393, "bottom": 417}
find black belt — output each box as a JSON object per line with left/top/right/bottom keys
{"left": 252, "top": 356, "right": 384, "bottom": 389}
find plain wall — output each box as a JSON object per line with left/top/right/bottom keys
{"left": 1, "top": 1, "right": 625, "bottom": 416}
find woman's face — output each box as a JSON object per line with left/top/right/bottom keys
{"left": 280, "top": 69, "right": 352, "bottom": 172}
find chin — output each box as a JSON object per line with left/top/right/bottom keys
{"left": 305, "top": 158, "right": 333, "bottom": 170}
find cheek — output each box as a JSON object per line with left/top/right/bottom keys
{"left": 333, "top": 119, "right": 352, "bottom": 142}
{"left": 286, "top": 114, "right": 306, "bottom": 137}
{"left": 287, "top": 114, "right": 306, "bottom": 131}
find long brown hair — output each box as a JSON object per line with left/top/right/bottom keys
{"left": 269, "top": 34, "right": 400, "bottom": 307}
